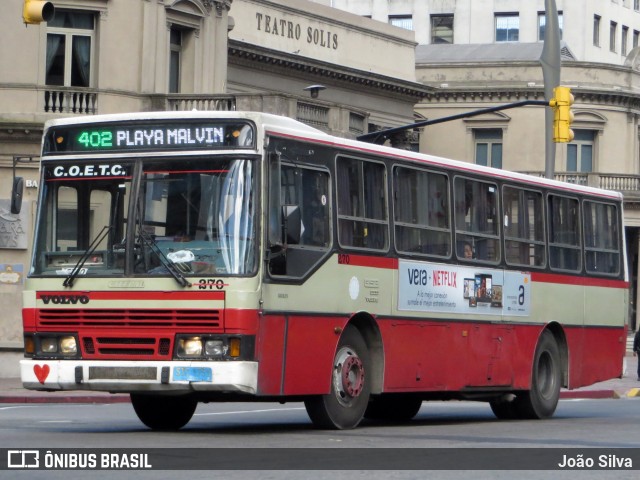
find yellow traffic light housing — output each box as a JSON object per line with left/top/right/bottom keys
{"left": 549, "top": 86, "right": 575, "bottom": 143}
{"left": 23, "top": 0, "right": 55, "bottom": 25}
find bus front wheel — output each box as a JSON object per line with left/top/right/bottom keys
{"left": 304, "top": 325, "right": 371, "bottom": 429}
{"left": 131, "top": 393, "right": 197, "bottom": 430}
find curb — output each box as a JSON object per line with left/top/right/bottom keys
{"left": 560, "top": 390, "right": 618, "bottom": 400}
{"left": 627, "top": 388, "right": 640, "bottom": 398}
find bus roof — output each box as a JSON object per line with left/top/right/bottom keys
{"left": 43, "top": 111, "right": 622, "bottom": 201}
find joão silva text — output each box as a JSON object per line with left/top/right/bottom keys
{"left": 558, "top": 454, "right": 632, "bottom": 469}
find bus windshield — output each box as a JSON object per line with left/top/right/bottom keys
{"left": 32, "top": 156, "right": 257, "bottom": 279}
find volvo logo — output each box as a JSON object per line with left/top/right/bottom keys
{"left": 40, "top": 295, "right": 90, "bottom": 305}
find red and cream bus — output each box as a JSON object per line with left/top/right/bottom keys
{"left": 19, "top": 111, "right": 628, "bottom": 430}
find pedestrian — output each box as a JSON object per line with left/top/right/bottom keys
{"left": 634, "top": 329, "right": 640, "bottom": 381}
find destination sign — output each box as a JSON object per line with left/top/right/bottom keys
{"left": 43, "top": 120, "right": 256, "bottom": 154}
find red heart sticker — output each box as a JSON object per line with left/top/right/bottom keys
{"left": 34, "top": 364, "right": 50, "bottom": 384}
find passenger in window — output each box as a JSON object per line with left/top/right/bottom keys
{"left": 463, "top": 242, "right": 474, "bottom": 259}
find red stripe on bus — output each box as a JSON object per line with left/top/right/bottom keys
{"left": 36, "top": 291, "right": 225, "bottom": 301}
{"left": 339, "top": 254, "right": 398, "bottom": 269}
{"left": 531, "top": 272, "right": 628, "bottom": 289}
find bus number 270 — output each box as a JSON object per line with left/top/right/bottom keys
{"left": 198, "top": 279, "right": 225, "bottom": 290}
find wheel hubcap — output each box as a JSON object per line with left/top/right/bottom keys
{"left": 333, "top": 347, "right": 365, "bottom": 405}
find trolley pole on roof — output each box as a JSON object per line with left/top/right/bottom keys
{"left": 540, "top": 0, "right": 561, "bottom": 179}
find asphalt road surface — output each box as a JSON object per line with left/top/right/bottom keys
{"left": 1, "top": 398, "right": 639, "bottom": 480}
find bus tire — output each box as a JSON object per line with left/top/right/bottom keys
{"left": 364, "top": 394, "right": 423, "bottom": 422}
{"left": 516, "top": 330, "right": 562, "bottom": 419}
{"left": 131, "top": 393, "right": 197, "bottom": 430}
{"left": 304, "top": 325, "right": 371, "bottom": 429}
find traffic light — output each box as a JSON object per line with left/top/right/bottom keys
{"left": 549, "top": 86, "right": 574, "bottom": 143}
{"left": 23, "top": 1, "right": 55, "bottom": 25}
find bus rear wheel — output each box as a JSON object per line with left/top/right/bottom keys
{"left": 490, "top": 330, "right": 561, "bottom": 420}
{"left": 131, "top": 393, "right": 197, "bottom": 430}
{"left": 515, "top": 330, "right": 562, "bottom": 419}
{"left": 304, "top": 325, "right": 371, "bottom": 429}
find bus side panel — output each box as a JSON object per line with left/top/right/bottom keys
{"left": 379, "top": 321, "right": 539, "bottom": 391}
{"left": 564, "top": 326, "right": 626, "bottom": 389}
{"left": 282, "top": 315, "right": 344, "bottom": 396}
{"left": 255, "top": 314, "right": 287, "bottom": 396}
{"left": 378, "top": 321, "right": 452, "bottom": 391}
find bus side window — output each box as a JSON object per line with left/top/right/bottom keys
{"left": 393, "top": 165, "right": 451, "bottom": 258}
{"left": 337, "top": 157, "right": 389, "bottom": 251}
{"left": 268, "top": 161, "right": 331, "bottom": 278}
{"left": 583, "top": 200, "right": 620, "bottom": 275}
{"left": 548, "top": 194, "right": 581, "bottom": 272}
{"left": 503, "top": 186, "right": 545, "bottom": 268}
{"left": 453, "top": 177, "right": 500, "bottom": 262}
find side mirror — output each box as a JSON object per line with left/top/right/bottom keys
{"left": 11, "top": 177, "right": 24, "bottom": 214}
{"left": 282, "top": 205, "right": 301, "bottom": 245}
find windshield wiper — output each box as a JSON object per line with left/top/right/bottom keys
{"left": 63, "top": 226, "right": 112, "bottom": 288}
{"left": 138, "top": 230, "right": 191, "bottom": 287}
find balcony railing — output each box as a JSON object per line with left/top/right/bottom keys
{"left": 44, "top": 88, "right": 97, "bottom": 114}
{"left": 166, "top": 95, "right": 236, "bottom": 112}
{"left": 296, "top": 102, "right": 330, "bottom": 129}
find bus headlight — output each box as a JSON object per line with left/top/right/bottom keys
{"left": 204, "top": 339, "right": 226, "bottom": 357}
{"left": 59, "top": 336, "right": 77, "bottom": 355}
{"left": 174, "top": 334, "right": 254, "bottom": 360}
{"left": 32, "top": 334, "right": 79, "bottom": 358}
{"left": 41, "top": 337, "right": 58, "bottom": 353}
{"left": 178, "top": 337, "right": 203, "bottom": 357}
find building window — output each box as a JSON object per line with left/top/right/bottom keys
{"left": 495, "top": 14, "right": 519, "bottom": 42}
{"left": 622, "top": 26, "right": 629, "bottom": 55}
{"left": 634, "top": 30, "right": 639, "bottom": 48}
{"left": 636, "top": 0, "right": 640, "bottom": 11}
{"left": 169, "top": 27, "right": 182, "bottom": 93}
{"left": 567, "top": 130, "right": 595, "bottom": 173}
{"left": 594, "top": 15, "right": 601, "bottom": 46}
{"left": 610, "top": 21, "right": 618, "bottom": 52}
{"left": 431, "top": 15, "right": 454, "bottom": 44}
{"left": 538, "top": 11, "right": 563, "bottom": 41}
{"left": 46, "top": 10, "right": 95, "bottom": 87}
{"left": 389, "top": 15, "right": 413, "bottom": 31}
{"left": 474, "top": 129, "right": 503, "bottom": 169}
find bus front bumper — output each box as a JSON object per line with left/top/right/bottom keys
{"left": 20, "top": 359, "right": 258, "bottom": 394}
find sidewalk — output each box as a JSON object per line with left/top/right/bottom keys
{"left": 1, "top": 355, "right": 639, "bottom": 404}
